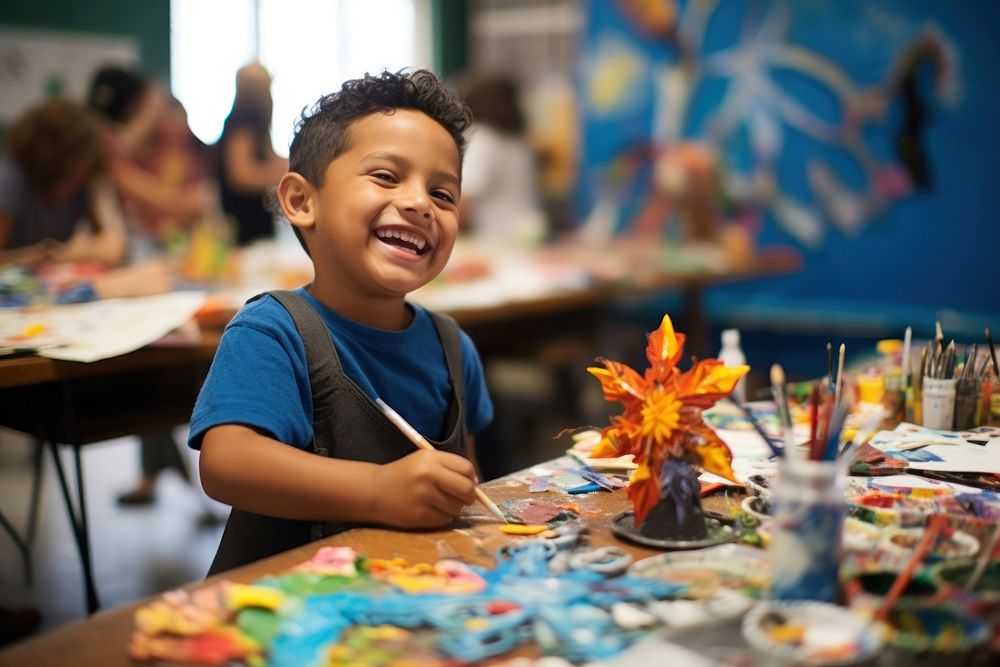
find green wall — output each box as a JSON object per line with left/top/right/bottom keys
{"left": 432, "top": 0, "right": 468, "bottom": 78}
{"left": 0, "top": 0, "right": 171, "bottom": 79}
{"left": 0, "top": 0, "right": 467, "bottom": 88}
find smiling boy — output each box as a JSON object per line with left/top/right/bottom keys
{"left": 189, "top": 70, "right": 493, "bottom": 573}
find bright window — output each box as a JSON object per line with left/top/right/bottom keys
{"left": 171, "top": 0, "right": 429, "bottom": 154}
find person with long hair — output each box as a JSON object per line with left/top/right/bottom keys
{"left": 217, "top": 63, "right": 289, "bottom": 246}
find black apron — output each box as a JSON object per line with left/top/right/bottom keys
{"left": 207, "top": 290, "right": 468, "bottom": 575}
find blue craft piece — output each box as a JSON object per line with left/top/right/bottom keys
{"left": 431, "top": 600, "right": 533, "bottom": 662}
{"left": 329, "top": 591, "right": 448, "bottom": 628}
{"left": 53, "top": 282, "right": 98, "bottom": 304}
{"left": 567, "top": 546, "right": 632, "bottom": 576}
{"left": 494, "top": 577, "right": 592, "bottom": 609}
{"left": 583, "top": 575, "right": 684, "bottom": 608}
{"left": 535, "top": 602, "right": 637, "bottom": 663}
{"left": 269, "top": 606, "right": 349, "bottom": 667}
{"left": 567, "top": 481, "right": 603, "bottom": 494}
{"left": 425, "top": 597, "right": 527, "bottom": 632}
{"left": 496, "top": 541, "right": 557, "bottom": 578}
{"left": 544, "top": 522, "right": 586, "bottom": 550}
{"left": 438, "top": 623, "right": 529, "bottom": 662}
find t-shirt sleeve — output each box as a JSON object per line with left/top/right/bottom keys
{"left": 187, "top": 301, "right": 313, "bottom": 450}
{"left": 460, "top": 330, "right": 494, "bottom": 434}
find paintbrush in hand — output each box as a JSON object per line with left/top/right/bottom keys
{"left": 375, "top": 398, "right": 508, "bottom": 523}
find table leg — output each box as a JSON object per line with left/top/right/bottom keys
{"left": 0, "top": 509, "right": 32, "bottom": 585}
{"left": 26, "top": 441, "right": 43, "bottom": 546}
{"left": 45, "top": 439, "right": 100, "bottom": 613}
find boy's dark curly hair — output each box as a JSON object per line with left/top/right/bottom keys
{"left": 291, "top": 68, "right": 471, "bottom": 185}
{"left": 268, "top": 68, "right": 472, "bottom": 254}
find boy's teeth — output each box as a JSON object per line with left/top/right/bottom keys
{"left": 376, "top": 229, "right": 427, "bottom": 253}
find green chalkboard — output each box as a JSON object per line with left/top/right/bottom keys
{"left": 0, "top": 0, "right": 170, "bottom": 78}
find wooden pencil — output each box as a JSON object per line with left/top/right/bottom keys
{"left": 375, "top": 398, "right": 509, "bottom": 523}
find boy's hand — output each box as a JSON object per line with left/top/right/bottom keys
{"left": 372, "top": 450, "right": 477, "bottom": 528}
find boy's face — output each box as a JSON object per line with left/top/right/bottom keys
{"left": 306, "top": 109, "right": 461, "bottom": 300}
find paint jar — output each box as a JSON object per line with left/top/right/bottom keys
{"left": 882, "top": 367, "right": 905, "bottom": 420}
{"left": 769, "top": 458, "right": 845, "bottom": 602}
{"left": 921, "top": 376, "right": 956, "bottom": 430}
{"left": 952, "top": 379, "right": 979, "bottom": 430}
{"left": 856, "top": 369, "right": 884, "bottom": 405}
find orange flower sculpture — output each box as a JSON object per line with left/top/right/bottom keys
{"left": 588, "top": 314, "right": 749, "bottom": 527}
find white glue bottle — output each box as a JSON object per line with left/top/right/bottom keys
{"left": 719, "top": 328, "right": 747, "bottom": 403}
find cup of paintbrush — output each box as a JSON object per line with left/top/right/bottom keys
{"left": 921, "top": 376, "right": 957, "bottom": 430}
{"left": 952, "top": 379, "right": 979, "bottom": 430}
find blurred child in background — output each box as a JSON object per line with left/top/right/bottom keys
{"left": 458, "top": 71, "right": 546, "bottom": 246}
{"left": 88, "top": 64, "right": 213, "bottom": 506}
{"left": 0, "top": 98, "right": 126, "bottom": 267}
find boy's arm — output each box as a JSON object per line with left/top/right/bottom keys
{"left": 200, "top": 424, "right": 478, "bottom": 528}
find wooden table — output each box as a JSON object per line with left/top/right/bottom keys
{"left": 0, "top": 243, "right": 800, "bottom": 614}
{"left": 0, "top": 473, "right": 744, "bottom": 667}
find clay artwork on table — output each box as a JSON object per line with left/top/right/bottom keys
{"left": 499, "top": 498, "right": 578, "bottom": 526}
{"left": 582, "top": 314, "right": 748, "bottom": 544}
{"left": 128, "top": 542, "right": 693, "bottom": 666}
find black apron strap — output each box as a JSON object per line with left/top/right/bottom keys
{"left": 208, "top": 290, "right": 339, "bottom": 575}
{"left": 428, "top": 310, "right": 467, "bottom": 447}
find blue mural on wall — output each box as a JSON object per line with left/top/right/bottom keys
{"left": 576, "top": 0, "right": 998, "bottom": 334}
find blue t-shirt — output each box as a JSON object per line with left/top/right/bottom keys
{"left": 188, "top": 289, "right": 493, "bottom": 451}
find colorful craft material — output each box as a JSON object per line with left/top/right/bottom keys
{"left": 294, "top": 546, "right": 359, "bottom": 576}
{"left": 499, "top": 498, "right": 577, "bottom": 526}
{"left": 130, "top": 538, "right": 690, "bottom": 666}
{"left": 500, "top": 524, "right": 549, "bottom": 535}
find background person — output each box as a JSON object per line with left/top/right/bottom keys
{"left": 216, "top": 62, "right": 289, "bottom": 246}
{"left": 457, "top": 71, "right": 546, "bottom": 246}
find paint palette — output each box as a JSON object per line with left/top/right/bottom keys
{"left": 742, "top": 471, "right": 778, "bottom": 499}
{"left": 740, "top": 495, "right": 772, "bottom": 523}
{"left": 841, "top": 517, "right": 885, "bottom": 552}
{"left": 880, "top": 604, "right": 989, "bottom": 655}
{"left": 880, "top": 526, "right": 980, "bottom": 562}
{"left": 629, "top": 543, "right": 770, "bottom": 600}
{"left": 742, "top": 600, "right": 884, "bottom": 665}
